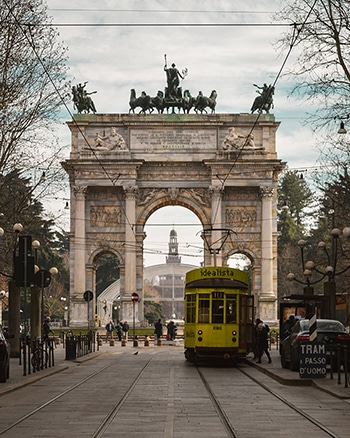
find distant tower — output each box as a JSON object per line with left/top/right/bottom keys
{"left": 166, "top": 228, "right": 181, "bottom": 264}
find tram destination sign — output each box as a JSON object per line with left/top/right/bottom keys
{"left": 299, "top": 341, "right": 326, "bottom": 379}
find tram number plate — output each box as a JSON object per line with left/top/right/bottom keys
{"left": 212, "top": 292, "right": 224, "bottom": 298}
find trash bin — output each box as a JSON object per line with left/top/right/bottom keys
{"left": 65, "top": 337, "right": 77, "bottom": 360}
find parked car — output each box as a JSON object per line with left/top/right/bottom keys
{"left": 280, "top": 319, "right": 350, "bottom": 371}
{"left": 0, "top": 325, "right": 11, "bottom": 382}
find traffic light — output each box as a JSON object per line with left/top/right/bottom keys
{"left": 14, "top": 235, "right": 35, "bottom": 287}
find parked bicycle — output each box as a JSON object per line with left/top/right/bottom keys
{"left": 31, "top": 340, "right": 49, "bottom": 371}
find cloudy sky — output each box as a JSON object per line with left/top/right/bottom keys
{"left": 45, "top": 0, "right": 321, "bottom": 266}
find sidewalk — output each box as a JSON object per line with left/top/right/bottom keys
{"left": 0, "top": 341, "right": 110, "bottom": 396}
{"left": 245, "top": 347, "right": 350, "bottom": 399}
{"left": 0, "top": 337, "right": 181, "bottom": 395}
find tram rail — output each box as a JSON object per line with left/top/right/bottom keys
{"left": 195, "top": 363, "right": 344, "bottom": 438}
{"left": 0, "top": 348, "right": 348, "bottom": 437}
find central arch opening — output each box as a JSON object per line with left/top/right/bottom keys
{"left": 143, "top": 206, "right": 202, "bottom": 323}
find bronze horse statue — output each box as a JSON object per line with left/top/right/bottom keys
{"left": 72, "top": 85, "right": 96, "bottom": 113}
{"left": 129, "top": 89, "right": 152, "bottom": 114}
{"left": 182, "top": 90, "right": 194, "bottom": 114}
{"left": 150, "top": 90, "right": 165, "bottom": 114}
{"left": 251, "top": 85, "right": 274, "bottom": 114}
{"left": 194, "top": 90, "right": 217, "bottom": 114}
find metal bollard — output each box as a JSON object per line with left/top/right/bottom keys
{"left": 121, "top": 339, "right": 127, "bottom": 347}
{"left": 157, "top": 339, "right": 162, "bottom": 346}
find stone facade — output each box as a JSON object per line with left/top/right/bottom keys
{"left": 62, "top": 113, "right": 285, "bottom": 327}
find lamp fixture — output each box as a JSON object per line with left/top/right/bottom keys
{"left": 338, "top": 121, "right": 347, "bottom": 134}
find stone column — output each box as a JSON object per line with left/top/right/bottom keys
{"left": 210, "top": 185, "right": 223, "bottom": 266}
{"left": 259, "top": 186, "right": 276, "bottom": 321}
{"left": 123, "top": 186, "right": 138, "bottom": 322}
{"left": 259, "top": 186, "right": 274, "bottom": 295}
{"left": 71, "top": 185, "right": 87, "bottom": 326}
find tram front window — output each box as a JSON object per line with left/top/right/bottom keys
{"left": 212, "top": 299, "right": 224, "bottom": 323}
{"left": 186, "top": 294, "right": 196, "bottom": 323}
{"left": 198, "top": 294, "right": 210, "bottom": 323}
{"left": 226, "top": 295, "right": 237, "bottom": 324}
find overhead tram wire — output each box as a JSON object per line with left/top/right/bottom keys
{"left": 42, "top": 23, "right": 289, "bottom": 28}
{"left": 2, "top": 0, "right": 137, "bottom": 240}
{"left": 210, "top": 0, "right": 318, "bottom": 226}
{"left": 5, "top": 2, "right": 306, "bottom": 246}
{"left": 48, "top": 8, "right": 276, "bottom": 13}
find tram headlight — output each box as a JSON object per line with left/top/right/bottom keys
{"left": 198, "top": 337, "right": 203, "bottom": 342}
{"left": 232, "top": 330, "right": 237, "bottom": 336}
{"left": 198, "top": 330, "right": 203, "bottom": 335}
{"left": 232, "top": 337, "right": 237, "bottom": 342}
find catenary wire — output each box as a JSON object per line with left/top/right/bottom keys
{"left": 4, "top": 2, "right": 316, "bottom": 253}
{"left": 2, "top": 0, "right": 137, "bottom": 241}
{"left": 210, "top": 0, "right": 318, "bottom": 226}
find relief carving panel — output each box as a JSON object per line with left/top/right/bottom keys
{"left": 90, "top": 206, "right": 122, "bottom": 227}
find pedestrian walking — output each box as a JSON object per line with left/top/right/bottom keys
{"left": 105, "top": 320, "right": 114, "bottom": 342}
{"left": 256, "top": 321, "right": 271, "bottom": 363}
{"left": 42, "top": 317, "right": 54, "bottom": 343}
{"left": 122, "top": 321, "right": 129, "bottom": 340}
{"left": 116, "top": 321, "right": 123, "bottom": 341}
{"left": 154, "top": 319, "right": 163, "bottom": 339}
{"left": 167, "top": 321, "right": 177, "bottom": 341}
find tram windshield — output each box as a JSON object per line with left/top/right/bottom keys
{"left": 198, "top": 294, "right": 210, "bottom": 323}
{"left": 226, "top": 295, "right": 237, "bottom": 324}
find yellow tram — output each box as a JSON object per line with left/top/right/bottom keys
{"left": 184, "top": 267, "right": 254, "bottom": 364}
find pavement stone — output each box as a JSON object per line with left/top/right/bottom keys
{"left": 1, "top": 341, "right": 349, "bottom": 400}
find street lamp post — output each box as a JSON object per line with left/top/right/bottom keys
{"left": 287, "top": 229, "right": 350, "bottom": 320}
{"left": 31, "top": 238, "right": 58, "bottom": 338}
{"left": 131, "top": 292, "right": 139, "bottom": 347}
{"left": 317, "top": 227, "right": 350, "bottom": 319}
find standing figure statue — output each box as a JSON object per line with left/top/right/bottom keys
{"left": 72, "top": 81, "right": 97, "bottom": 113}
{"left": 251, "top": 83, "right": 274, "bottom": 114}
{"left": 164, "top": 54, "right": 187, "bottom": 102}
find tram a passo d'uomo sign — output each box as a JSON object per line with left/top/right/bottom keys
{"left": 299, "top": 342, "right": 327, "bottom": 378}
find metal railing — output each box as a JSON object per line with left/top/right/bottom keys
{"left": 20, "top": 336, "right": 55, "bottom": 376}
{"left": 328, "top": 343, "right": 349, "bottom": 388}
{"left": 65, "top": 332, "right": 96, "bottom": 360}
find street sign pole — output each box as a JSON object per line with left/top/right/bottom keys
{"left": 131, "top": 293, "right": 139, "bottom": 347}
{"left": 84, "top": 290, "right": 94, "bottom": 330}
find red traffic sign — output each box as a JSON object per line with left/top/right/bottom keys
{"left": 131, "top": 292, "right": 139, "bottom": 302}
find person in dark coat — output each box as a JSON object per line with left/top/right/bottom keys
{"left": 281, "top": 315, "right": 296, "bottom": 340}
{"left": 105, "top": 320, "right": 114, "bottom": 342}
{"left": 42, "top": 317, "right": 54, "bottom": 342}
{"left": 256, "top": 322, "right": 271, "bottom": 364}
{"left": 122, "top": 321, "right": 129, "bottom": 340}
{"left": 116, "top": 321, "right": 123, "bottom": 341}
{"left": 167, "top": 321, "right": 177, "bottom": 341}
{"left": 154, "top": 319, "right": 163, "bottom": 339}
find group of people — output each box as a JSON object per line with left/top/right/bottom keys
{"left": 154, "top": 319, "right": 177, "bottom": 341}
{"left": 105, "top": 320, "right": 129, "bottom": 342}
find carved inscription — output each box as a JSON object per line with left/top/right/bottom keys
{"left": 130, "top": 129, "right": 216, "bottom": 149}
{"left": 90, "top": 206, "right": 122, "bottom": 227}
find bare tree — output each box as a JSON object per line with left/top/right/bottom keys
{"left": 0, "top": 0, "right": 70, "bottom": 176}
{"left": 275, "top": 0, "right": 350, "bottom": 128}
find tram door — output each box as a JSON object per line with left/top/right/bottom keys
{"left": 239, "top": 295, "right": 254, "bottom": 348}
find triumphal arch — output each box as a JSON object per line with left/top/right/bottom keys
{"left": 63, "top": 107, "right": 285, "bottom": 327}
